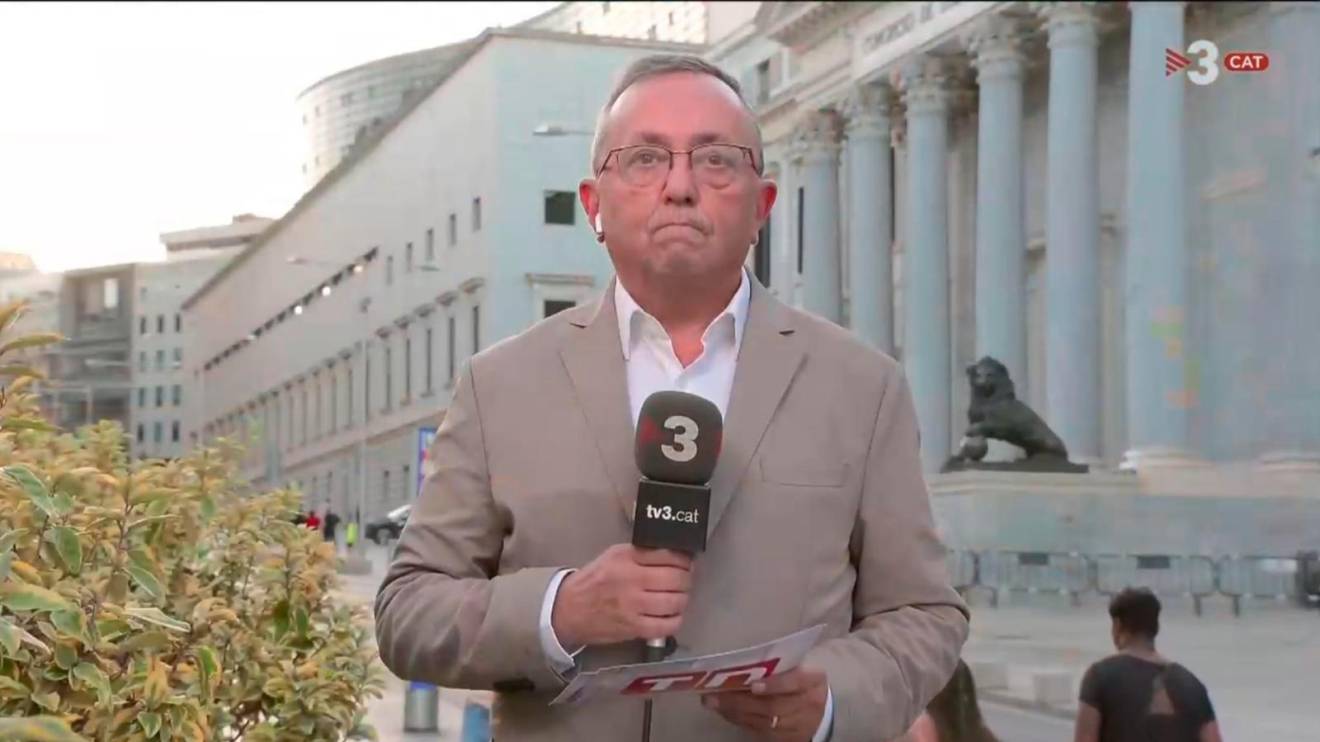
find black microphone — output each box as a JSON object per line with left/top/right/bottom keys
{"left": 631, "top": 391, "right": 723, "bottom": 660}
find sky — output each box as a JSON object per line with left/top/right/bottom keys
{"left": 0, "top": 1, "right": 559, "bottom": 273}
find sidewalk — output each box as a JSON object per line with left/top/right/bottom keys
{"left": 333, "top": 543, "right": 491, "bottom": 742}
{"left": 961, "top": 591, "right": 1320, "bottom": 742}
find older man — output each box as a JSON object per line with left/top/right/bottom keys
{"left": 375, "top": 54, "right": 969, "bottom": 742}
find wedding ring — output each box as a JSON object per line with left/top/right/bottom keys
{"left": 770, "top": 715, "right": 779, "bottom": 730}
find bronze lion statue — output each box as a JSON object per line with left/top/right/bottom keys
{"left": 944, "top": 356, "right": 1081, "bottom": 472}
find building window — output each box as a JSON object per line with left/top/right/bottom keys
{"left": 301, "top": 384, "right": 308, "bottom": 445}
{"left": 425, "top": 328, "right": 434, "bottom": 393}
{"left": 754, "top": 221, "right": 772, "bottom": 287}
{"left": 171, "top": 420, "right": 180, "bottom": 443}
{"left": 103, "top": 278, "right": 119, "bottom": 310}
{"left": 157, "top": 315, "right": 165, "bottom": 334}
{"left": 155, "top": 386, "right": 163, "bottom": 408}
{"left": 173, "top": 348, "right": 182, "bottom": 369}
{"left": 175, "top": 314, "right": 181, "bottom": 332}
{"left": 544, "top": 191, "right": 576, "bottom": 225}
{"left": 447, "top": 315, "right": 456, "bottom": 383}
{"left": 137, "top": 424, "right": 144, "bottom": 443}
{"left": 448, "top": 213, "right": 457, "bottom": 246}
{"left": 472, "top": 305, "right": 480, "bottom": 355}
{"left": 153, "top": 422, "right": 163, "bottom": 444}
{"left": 386, "top": 255, "right": 394, "bottom": 285}
{"left": 406, "top": 242, "right": 414, "bottom": 272}
{"left": 314, "top": 378, "right": 322, "bottom": 437}
{"left": 403, "top": 464, "right": 411, "bottom": 500}
{"left": 384, "top": 345, "right": 393, "bottom": 412}
{"left": 365, "top": 352, "right": 372, "bottom": 422}
{"left": 797, "top": 186, "right": 805, "bottom": 274}
{"left": 472, "top": 197, "right": 481, "bottom": 231}
{"left": 172, "top": 384, "right": 182, "bottom": 406}
{"left": 137, "top": 387, "right": 146, "bottom": 407}
{"left": 383, "top": 469, "right": 391, "bottom": 506}
{"left": 139, "top": 316, "right": 147, "bottom": 334}
{"left": 404, "top": 336, "right": 412, "bottom": 401}
{"left": 367, "top": 85, "right": 375, "bottom": 99}
{"left": 331, "top": 373, "right": 338, "bottom": 432}
{"left": 341, "top": 91, "right": 354, "bottom": 107}
{"left": 139, "top": 352, "right": 147, "bottom": 372}
{"left": 156, "top": 350, "right": 165, "bottom": 371}
{"left": 347, "top": 367, "right": 354, "bottom": 427}
{"left": 544, "top": 299, "right": 576, "bottom": 317}
{"left": 647, "top": 24, "right": 656, "bottom": 40}
{"left": 425, "top": 228, "right": 435, "bottom": 261}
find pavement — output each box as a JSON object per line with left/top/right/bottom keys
{"left": 335, "top": 545, "right": 1319, "bottom": 742}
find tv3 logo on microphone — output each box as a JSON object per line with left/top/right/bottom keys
{"left": 1165, "top": 40, "right": 1269, "bottom": 86}
{"left": 645, "top": 503, "right": 700, "bottom": 524}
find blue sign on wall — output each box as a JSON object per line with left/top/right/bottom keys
{"left": 417, "top": 425, "right": 437, "bottom": 498}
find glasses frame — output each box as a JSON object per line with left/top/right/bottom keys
{"left": 595, "top": 142, "right": 761, "bottom": 184}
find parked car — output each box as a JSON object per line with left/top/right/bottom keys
{"left": 365, "top": 504, "right": 411, "bottom": 545}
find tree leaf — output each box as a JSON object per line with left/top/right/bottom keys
{"left": 271, "top": 599, "right": 290, "bottom": 642}
{"left": 0, "top": 583, "right": 78, "bottom": 614}
{"left": 54, "top": 642, "right": 77, "bottom": 670}
{"left": 2, "top": 465, "right": 60, "bottom": 519}
{"left": 0, "top": 617, "right": 49, "bottom": 656}
{"left": 123, "top": 606, "right": 190, "bottom": 634}
{"left": 138, "top": 711, "right": 161, "bottom": 739}
{"left": 294, "top": 605, "right": 310, "bottom": 638}
{"left": 48, "top": 527, "right": 82, "bottom": 575}
{"left": 0, "top": 364, "right": 42, "bottom": 379}
{"left": 0, "top": 417, "right": 60, "bottom": 433}
{"left": 72, "top": 662, "right": 111, "bottom": 705}
{"left": 143, "top": 660, "right": 169, "bottom": 708}
{"left": 127, "top": 515, "right": 177, "bottom": 532}
{"left": 0, "top": 716, "right": 87, "bottom": 742}
{"left": 125, "top": 565, "right": 164, "bottom": 601}
{"left": 30, "top": 689, "right": 61, "bottom": 711}
{"left": 0, "top": 552, "right": 11, "bottom": 582}
{"left": 195, "top": 645, "right": 220, "bottom": 696}
{"left": 0, "top": 332, "right": 64, "bottom": 355}
{"left": 114, "top": 630, "right": 173, "bottom": 656}
{"left": 0, "top": 675, "right": 27, "bottom": 695}
{"left": 51, "top": 610, "right": 87, "bottom": 643}
{"left": 0, "top": 527, "right": 28, "bottom": 554}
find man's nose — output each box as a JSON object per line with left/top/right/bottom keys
{"left": 660, "top": 154, "right": 698, "bottom": 205}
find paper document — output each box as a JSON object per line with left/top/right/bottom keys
{"left": 550, "top": 624, "right": 826, "bottom": 706}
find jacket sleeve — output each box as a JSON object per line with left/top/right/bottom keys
{"left": 802, "top": 367, "right": 971, "bottom": 742}
{"left": 374, "top": 363, "right": 567, "bottom": 694}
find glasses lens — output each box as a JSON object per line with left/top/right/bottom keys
{"left": 692, "top": 144, "right": 747, "bottom": 187}
{"left": 619, "top": 146, "right": 671, "bottom": 186}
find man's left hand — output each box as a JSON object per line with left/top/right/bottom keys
{"left": 700, "top": 668, "right": 829, "bottom": 740}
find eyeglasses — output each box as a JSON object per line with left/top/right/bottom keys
{"left": 596, "top": 143, "right": 759, "bottom": 188}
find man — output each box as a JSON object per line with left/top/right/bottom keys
{"left": 1075, "top": 588, "right": 1221, "bottom": 742}
{"left": 375, "top": 54, "right": 969, "bottom": 741}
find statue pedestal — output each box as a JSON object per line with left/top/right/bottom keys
{"left": 928, "top": 468, "right": 1320, "bottom": 556}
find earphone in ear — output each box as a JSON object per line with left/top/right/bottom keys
{"left": 593, "top": 214, "right": 602, "bottom": 233}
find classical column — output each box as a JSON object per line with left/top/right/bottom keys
{"left": 900, "top": 56, "right": 953, "bottom": 473}
{"left": 795, "top": 110, "right": 844, "bottom": 323}
{"left": 772, "top": 153, "right": 799, "bottom": 302}
{"left": 1040, "top": 2, "right": 1102, "bottom": 464}
{"left": 1123, "top": 1, "right": 1195, "bottom": 470}
{"left": 1259, "top": 1, "right": 1320, "bottom": 473}
{"left": 969, "top": 18, "right": 1028, "bottom": 391}
{"left": 844, "top": 83, "right": 896, "bottom": 353}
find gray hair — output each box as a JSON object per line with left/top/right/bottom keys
{"left": 589, "top": 54, "right": 765, "bottom": 175}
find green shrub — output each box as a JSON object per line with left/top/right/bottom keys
{"left": 0, "top": 302, "right": 385, "bottom": 741}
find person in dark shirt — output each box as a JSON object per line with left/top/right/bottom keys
{"left": 1075, "top": 588, "right": 1222, "bottom": 742}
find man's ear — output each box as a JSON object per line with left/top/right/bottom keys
{"left": 579, "top": 179, "right": 600, "bottom": 233}
{"left": 756, "top": 178, "right": 778, "bottom": 225}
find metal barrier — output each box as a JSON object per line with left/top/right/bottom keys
{"left": 977, "top": 550, "right": 1090, "bottom": 608}
{"left": 945, "top": 549, "right": 979, "bottom": 597}
{"left": 1093, "top": 554, "right": 1217, "bottom": 616}
{"left": 1216, "top": 555, "right": 1301, "bottom": 616}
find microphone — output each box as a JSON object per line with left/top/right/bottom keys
{"left": 631, "top": 391, "right": 723, "bottom": 661}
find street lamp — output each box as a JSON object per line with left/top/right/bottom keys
{"left": 532, "top": 122, "right": 594, "bottom": 137}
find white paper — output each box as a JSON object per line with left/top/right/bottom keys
{"left": 550, "top": 624, "right": 826, "bottom": 706}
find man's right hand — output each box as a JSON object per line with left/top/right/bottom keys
{"left": 550, "top": 544, "right": 692, "bottom": 650}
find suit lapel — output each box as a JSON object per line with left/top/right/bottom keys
{"left": 559, "top": 280, "right": 640, "bottom": 522}
{"left": 707, "top": 279, "right": 806, "bottom": 536}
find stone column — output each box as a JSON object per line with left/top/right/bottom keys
{"left": 900, "top": 56, "right": 953, "bottom": 473}
{"left": 969, "top": 18, "right": 1028, "bottom": 391}
{"left": 1123, "top": 1, "right": 1196, "bottom": 470}
{"left": 1040, "top": 2, "right": 1102, "bottom": 464}
{"left": 1260, "top": 1, "right": 1320, "bottom": 475}
{"left": 844, "top": 84, "right": 896, "bottom": 353}
{"left": 795, "top": 110, "right": 844, "bottom": 323}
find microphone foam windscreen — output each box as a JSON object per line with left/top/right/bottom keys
{"left": 635, "top": 390, "right": 723, "bottom": 485}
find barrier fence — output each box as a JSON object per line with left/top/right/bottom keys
{"left": 947, "top": 550, "right": 1318, "bottom": 617}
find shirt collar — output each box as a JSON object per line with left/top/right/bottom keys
{"left": 614, "top": 268, "right": 751, "bottom": 361}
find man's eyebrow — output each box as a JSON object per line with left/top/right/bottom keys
{"left": 629, "top": 131, "right": 733, "bottom": 147}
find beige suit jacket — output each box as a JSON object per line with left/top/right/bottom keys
{"left": 375, "top": 277, "right": 970, "bottom": 741}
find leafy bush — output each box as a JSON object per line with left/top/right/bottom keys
{"left": 0, "top": 303, "right": 385, "bottom": 741}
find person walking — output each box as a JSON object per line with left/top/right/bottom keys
{"left": 1075, "top": 588, "right": 1221, "bottom": 742}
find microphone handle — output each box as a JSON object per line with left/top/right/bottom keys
{"left": 645, "top": 636, "right": 669, "bottom": 662}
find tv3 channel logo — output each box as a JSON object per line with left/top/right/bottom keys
{"left": 1165, "top": 40, "right": 1269, "bottom": 86}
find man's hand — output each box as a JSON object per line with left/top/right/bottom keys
{"left": 701, "top": 668, "right": 829, "bottom": 741}
{"left": 550, "top": 544, "right": 692, "bottom": 649}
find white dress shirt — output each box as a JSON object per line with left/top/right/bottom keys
{"left": 536, "top": 270, "right": 833, "bottom": 740}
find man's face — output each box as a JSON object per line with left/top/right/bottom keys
{"left": 580, "top": 72, "right": 777, "bottom": 288}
